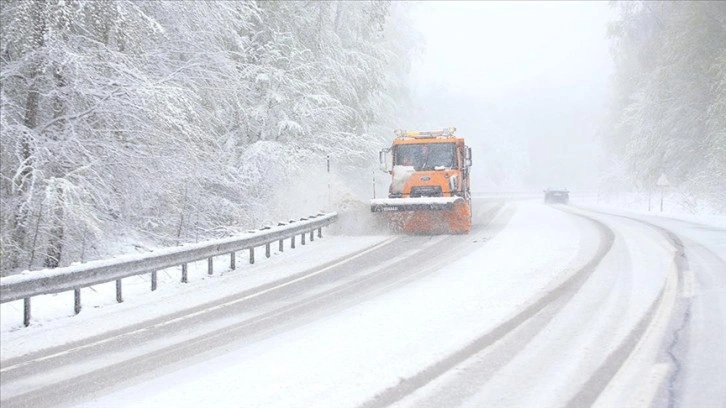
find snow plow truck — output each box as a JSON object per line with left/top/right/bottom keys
{"left": 371, "top": 127, "right": 473, "bottom": 234}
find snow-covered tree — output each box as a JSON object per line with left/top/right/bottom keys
{"left": 0, "top": 1, "right": 420, "bottom": 275}
{"left": 604, "top": 1, "right": 726, "bottom": 210}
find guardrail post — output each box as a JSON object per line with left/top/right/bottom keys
{"left": 24, "top": 298, "right": 31, "bottom": 327}
{"left": 74, "top": 289, "right": 82, "bottom": 314}
{"left": 230, "top": 251, "right": 236, "bottom": 270}
{"left": 0, "top": 213, "right": 338, "bottom": 326}
{"left": 318, "top": 227, "right": 322, "bottom": 238}
{"left": 116, "top": 279, "right": 123, "bottom": 303}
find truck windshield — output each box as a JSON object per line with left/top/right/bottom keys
{"left": 394, "top": 143, "right": 456, "bottom": 170}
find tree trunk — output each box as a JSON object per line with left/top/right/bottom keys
{"left": 44, "top": 57, "right": 68, "bottom": 269}
{"left": 10, "top": 2, "right": 47, "bottom": 270}
{"left": 43, "top": 187, "right": 64, "bottom": 268}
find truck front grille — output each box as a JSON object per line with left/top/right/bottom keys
{"left": 410, "top": 186, "right": 443, "bottom": 197}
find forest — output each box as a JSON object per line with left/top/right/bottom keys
{"left": 603, "top": 1, "right": 726, "bottom": 210}
{"left": 0, "top": 0, "right": 417, "bottom": 274}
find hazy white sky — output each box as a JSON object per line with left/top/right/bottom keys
{"left": 411, "top": 1, "right": 614, "bottom": 94}
{"left": 408, "top": 1, "right": 617, "bottom": 190}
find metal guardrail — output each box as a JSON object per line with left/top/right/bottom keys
{"left": 0, "top": 212, "right": 338, "bottom": 326}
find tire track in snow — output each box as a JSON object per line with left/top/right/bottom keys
{"left": 1, "top": 201, "right": 510, "bottom": 408}
{"left": 564, "top": 209, "right": 688, "bottom": 408}
{"left": 358, "top": 208, "right": 616, "bottom": 408}
{"left": 0, "top": 236, "right": 401, "bottom": 375}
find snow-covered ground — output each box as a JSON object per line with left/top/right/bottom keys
{"left": 1, "top": 195, "right": 724, "bottom": 407}
{"left": 0, "top": 233, "right": 391, "bottom": 357}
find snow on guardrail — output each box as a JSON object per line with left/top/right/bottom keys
{"left": 0, "top": 212, "right": 337, "bottom": 326}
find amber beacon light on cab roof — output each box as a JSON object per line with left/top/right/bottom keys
{"left": 371, "top": 127, "right": 473, "bottom": 234}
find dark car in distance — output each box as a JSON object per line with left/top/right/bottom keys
{"left": 544, "top": 188, "right": 569, "bottom": 204}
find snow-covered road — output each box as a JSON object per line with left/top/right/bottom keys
{"left": 1, "top": 197, "right": 724, "bottom": 408}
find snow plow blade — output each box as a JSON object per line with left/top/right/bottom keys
{"left": 370, "top": 197, "right": 471, "bottom": 234}
{"left": 371, "top": 197, "right": 459, "bottom": 212}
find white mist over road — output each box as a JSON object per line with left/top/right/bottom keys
{"left": 406, "top": 1, "right": 616, "bottom": 191}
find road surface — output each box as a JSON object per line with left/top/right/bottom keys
{"left": 1, "top": 196, "right": 724, "bottom": 407}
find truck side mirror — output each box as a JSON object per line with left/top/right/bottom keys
{"left": 379, "top": 148, "right": 392, "bottom": 173}
{"left": 465, "top": 146, "right": 473, "bottom": 167}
